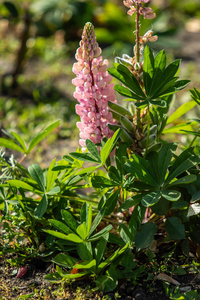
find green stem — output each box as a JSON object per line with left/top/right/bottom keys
{"left": 144, "top": 104, "right": 151, "bottom": 158}
{"left": 136, "top": 107, "right": 141, "bottom": 129}
{"left": 188, "top": 131, "right": 200, "bottom": 148}
{"left": 136, "top": 5, "right": 140, "bottom": 64}
{"left": 135, "top": 5, "right": 141, "bottom": 129}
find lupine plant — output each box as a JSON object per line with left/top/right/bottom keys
{"left": 1, "top": 0, "right": 200, "bottom": 296}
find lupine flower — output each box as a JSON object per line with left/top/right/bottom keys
{"left": 123, "top": 0, "right": 156, "bottom": 19}
{"left": 72, "top": 22, "right": 117, "bottom": 148}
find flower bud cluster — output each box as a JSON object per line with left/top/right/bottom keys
{"left": 123, "top": 0, "right": 156, "bottom": 19}
{"left": 72, "top": 22, "right": 117, "bottom": 148}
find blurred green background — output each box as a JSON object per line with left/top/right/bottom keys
{"left": 0, "top": 0, "right": 200, "bottom": 166}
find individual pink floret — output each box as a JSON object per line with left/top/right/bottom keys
{"left": 123, "top": 0, "right": 156, "bottom": 19}
{"left": 72, "top": 22, "right": 117, "bottom": 148}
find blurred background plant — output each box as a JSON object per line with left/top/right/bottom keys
{"left": 0, "top": 0, "right": 200, "bottom": 167}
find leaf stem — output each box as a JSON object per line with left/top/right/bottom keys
{"left": 136, "top": 5, "right": 140, "bottom": 64}
{"left": 18, "top": 154, "right": 27, "bottom": 165}
{"left": 188, "top": 130, "right": 200, "bottom": 148}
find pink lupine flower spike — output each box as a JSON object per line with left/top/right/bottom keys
{"left": 72, "top": 22, "right": 117, "bottom": 149}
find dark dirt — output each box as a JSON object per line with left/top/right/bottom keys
{"left": 1, "top": 251, "right": 200, "bottom": 300}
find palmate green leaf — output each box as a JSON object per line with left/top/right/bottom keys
{"left": 104, "top": 189, "right": 120, "bottom": 216}
{"left": 116, "top": 143, "right": 128, "bottom": 177}
{"left": 7, "top": 180, "right": 41, "bottom": 194}
{"left": 161, "top": 190, "right": 181, "bottom": 201}
{"left": 87, "top": 204, "right": 92, "bottom": 235}
{"left": 45, "top": 230, "right": 83, "bottom": 243}
{"left": 190, "top": 87, "right": 200, "bottom": 105}
{"left": 149, "top": 99, "right": 166, "bottom": 107}
{"left": 0, "top": 138, "right": 24, "bottom": 153}
{"left": 181, "top": 130, "right": 200, "bottom": 136}
{"left": 86, "top": 139, "right": 101, "bottom": 163}
{"left": 88, "top": 225, "right": 112, "bottom": 242}
{"left": 95, "top": 275, "right": 117, "bottom": 293}
{"left": 163, "top": 122, "right": 195, "bottom": 134}
{"left": 52, "top": 253, "right": 77, "bottom": 268}
{"left": 125, "top": 154, "right": 158, "bottom": 187}
{"left": 121, "top": 248, "right": 136, "bottom": 270}
{"left": 154, "top": 50, "right": 166, "bottom": 70}
{"left": 75, "top": 259, "right": 96, "bottom": 270}
{"left": 167, "top": 174, "right": 197, "bottom": 187}
{"left": 148, "top": 50, "right": 166, "bottom": 98}
{"left": 91, "top": 176, "right": 116, "bottom": 188}
{"left": 109, "top": 233, "right": 125, "bottom": 246}
{"left": 34, "top": 194, "right": 48, "bottom": 218}
{"left": 172, "top": 200, "right": 188, "bottom": 210}
{"left": 98, "top": 243, "right": 129, "bottom": 273}
{"left": 114, "top": 85, "right": 143, "bottom": 101}
{"left": 76, "top": 222, "right": 87, "bottom": 240}
{"left": 61, "top": 210, "right": 77, "bottom": 233}
{"left": 141, "top": 191, "right": 161, "bottom": 207}
{"left": 158, "top": 143, "right": 178, "bottom": 184}
{"left": 95, "top": 233, "right": 109, "bottom": 267}
{"left": 62, "top": 272, "right": 87, "bottom": 279}
{"left": 151, "top": 59, "right": 181, "bottom": 99}
{"left": 129, "top": 204, "right": 146, "bottom": 236}
{"left": 173, "top": 80, "right": 190, "bottom": 91}
{"left": 187, "top": 203, "right": 200, "bottom": 217}
{"left": 165, "top": 217, "right": 185, "bottom": 240}
{"left": 190, "top": 191, "right": 200, "bottom": 203}
{"left": 156, "top": 78, "right": 178, "bottom": 97}
{"left": 69, "top": 152, "right": 100, "bottom": 163}
{"left": 80, "top": 202, "right": 92, "bottom": 235}
{"left": 27, "top": 120, "right": 60, "bottom": 153}
{"left": 108, "top": 63, "right": 145, "bottom": 98}
{"left": 143, "top": 45, "right": 154, "bottom": 95}
{"left": 167, "top": 100, "right": 197, "bottom": 125}
{"left": 165, "top": 148, "right": 200, "bottom": 185}
{"left": 151, "top": 197, "right": 170, "bottom": 215}
{"left": 46, "top": 159, "right": 59, "bottom": 192}
{"left": 75, "top": 166, "right": 100, "bottom": 176}
{"left": 88, "top": 206, "right": 106, "bottom": 237}
{"left": 116, "top": 63, "right": 146, "bottom": 97}
{"left": 44, "top": 272, "right": 62, "bottom": 282}
{"left": 133, "top": 100, "right": 148, "bottom": 107}
{"left": 28, "top": 164, "right": 45, "bottom": 192}
{"left": 100, "top": 129, "right": 121, "bottom": 165}
{"left": 11, "top": 132, "right": 27, "bottom": 153}
{"left": 80, "top": 202, "right": 88, "bottom": 224}
{"left": 49, "top": 219, "right": 73, "bottom": 235}
{"left": 119, "top": 224, "right": 133, "bottom": 244}
{"left": 46, "top": 186, "right": 60, "bottom": 195}
{"left": 77, "top": 242, "right": 93, "bottom": 261}
{"left": 108, "top": 166, "right": 121, "bottom": 184}
{"left": 135, "top": 222, "right": 157, "bottom": 251}
{"left": 119, "top": 194, "right": 144, "bottom": 211}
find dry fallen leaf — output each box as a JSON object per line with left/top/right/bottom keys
{"left": 196, "top": 244, "right": 200, "bottom": 259}
{"left": 157, "top": 273, "right": 180, "bottom": 285}
{"left": 16, "top": 266, "right": 28, "bottom": 278}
